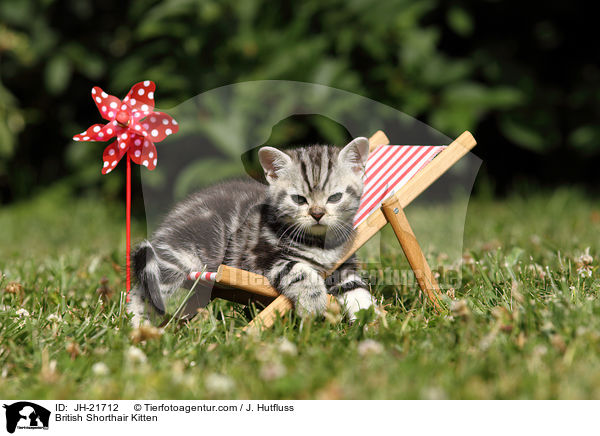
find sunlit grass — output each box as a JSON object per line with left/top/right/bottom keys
{"left": 1, "top": 186, "right": 599, "bottom": 399}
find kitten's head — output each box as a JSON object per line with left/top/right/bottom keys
{"left": 258, "top": 138, "right": 369, "bottom": 243}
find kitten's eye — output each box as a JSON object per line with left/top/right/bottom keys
{"left": 327, "top": 193, "right": 342, "bottom": 203}
{"left": 291, "top": 194, "right": 308, "bottom": 205}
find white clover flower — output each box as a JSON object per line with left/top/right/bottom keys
{"left": 15, "top": 308, "right": 29, "bottom": 318}
{"left": 126, "top": 346, "right": 147, "bottom": 364}
{"left": 421, "top": 387, "right": 447, "bottom": 400}
{"left": 532, "top": 345, "right": 548, "bottom": 357}
{"left": 578, "top": 267, "right": 593, "bottom": 278}
{"left": 91, "top": 362, "right": 110, "bottom": 376}
{"left": 260, "top": 362, "right": 286, "bottom": 381}
{"left": 46, "top": 313, "right": 61, "bottom": 322}
{"left": 205, "top": 373, "right": 235, "bottom": 394}
{"left": 357, "top": 339, "right": 384, "bottom": 356}
{"left": 277, "top": 338, "right": 298, "bottom": 356}
{"left": 576, "top": 247, "right": 594, "bottom": 278}
{"left": 577, "top": 247, "right": 594, "bottom": 265}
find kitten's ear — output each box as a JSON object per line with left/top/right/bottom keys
{"left": 339, "top": 137, "right": 370, "bottom": 174}
{"left": 258, "top": 146, "right": 293, "bottom": 182}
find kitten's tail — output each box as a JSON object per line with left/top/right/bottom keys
{"left": 132, "top": 240, "right": 166, "bottom": 314}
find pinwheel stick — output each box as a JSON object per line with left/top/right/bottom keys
{"left": 126, "top": 154, "right": 131, "bottom": 297}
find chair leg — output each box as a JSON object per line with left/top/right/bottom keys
{"left": 242, "top": 295, "right": 293, "bottom": 332}
{"left": 381, "top": 196, "right": 443, "bottom": 311}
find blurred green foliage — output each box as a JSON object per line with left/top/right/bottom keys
{"left": 0, "top": 0, "right": 597, "bottom": 203}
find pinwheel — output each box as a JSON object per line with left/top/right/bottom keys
{"left": 73, "top": 80, "right": 179, "bottom": 300}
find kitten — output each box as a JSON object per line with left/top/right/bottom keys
{"left": 128, "top": 138, "right": 375, "bottom": 325}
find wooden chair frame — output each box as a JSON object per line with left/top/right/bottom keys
{"left": 203, "top": 130, "right": 477, "bottom": 331}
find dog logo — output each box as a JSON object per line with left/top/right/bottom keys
{"left": 2, "top": 402, "right": 50, "bottom": 434}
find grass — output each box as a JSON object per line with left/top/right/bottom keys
{"left": 1, "top": 184, "right": 600, "bottom": 399}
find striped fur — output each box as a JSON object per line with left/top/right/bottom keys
{"left": 128, "top": 138, "right": 375, "bottom": 325}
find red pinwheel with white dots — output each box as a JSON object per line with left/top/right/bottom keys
{"left": 73, "top": 80, "right": 178, "bottom": 174}
{"left": 73, "top": 80, "right": 179, "bottom": 299}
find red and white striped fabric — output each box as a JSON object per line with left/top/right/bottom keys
{"left": 353, "top": 145, "right": 445, "bottom": 228}
{"left": 187, "top": 271, "right": 218, "bottom": 282}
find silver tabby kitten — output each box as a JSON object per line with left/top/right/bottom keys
{"left": 128, "top": 137, "right": 375, "bottom": 325}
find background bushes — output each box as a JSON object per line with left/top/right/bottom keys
{"left": 0, "top": 0, "right": 597, "bottom": 204}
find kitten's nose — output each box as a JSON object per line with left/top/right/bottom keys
{"left": 309, "top": 207, "right": 325, "bottom": 222}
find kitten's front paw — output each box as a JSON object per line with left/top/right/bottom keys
{"left": 278, "top": 264, "right": 328, "bottom": 317}
{"left": 273, "top": 262, "right": 327, "bottom": 317}
{"left": 296, "top": 286, "right": 328, "bottom": 317}
{"left": 337, "top": 288, "right": 376, "bottom": 322}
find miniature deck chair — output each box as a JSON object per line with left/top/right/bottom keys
{"left": 187, "top": 130, "right": 477, "bottom": 330}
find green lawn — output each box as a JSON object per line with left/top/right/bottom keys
{"left": 1, "top": 185, "right": 599, "bottom": 399}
